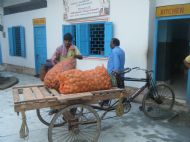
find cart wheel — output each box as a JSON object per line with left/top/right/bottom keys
{"left": 142, "top": 84, "right": 175, "bottom": 120}
{"left": 48, "top": 104, "right": 101, "bottom": 142}
{"left": 36, "top": 108, "right": 65, "bottom": 127}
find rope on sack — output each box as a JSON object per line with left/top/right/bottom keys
{"left": 19, "top": 111, "right": 29, "bottom": 139}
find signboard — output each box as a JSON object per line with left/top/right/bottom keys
{"left": 156, "top": 4, "right": 190, "bottom": 17}
{"left": 63, "top": 0, "right": 110, "bottom": 20}
{"left": 33, "top": 18, "right": 46, "bottom": 25}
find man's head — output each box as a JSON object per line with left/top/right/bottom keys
{"left": 110, "top": 38, "right": 120, "bottom": 49}
{"left": 64, "top": 33, "right": 73, "bottom": 49}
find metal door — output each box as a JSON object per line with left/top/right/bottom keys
{"left": 34, "top": 26, "right": 47, "bottom": 74}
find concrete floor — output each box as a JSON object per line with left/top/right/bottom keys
{"left": 170, "top": 73, "right": 187, "bottom": 100}
{"left": 0, "top": 71, "right": 190, "bottom": 142}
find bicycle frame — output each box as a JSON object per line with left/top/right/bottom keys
{"left": 124, "top": 80, "right": 148, "bottom": 102}
{"left": 91, "top": 68, "right": 160, "bottom": 120}
{"left": 91, "top": 68, "right": 174, "bottom": 121}
{"left": 122, "top": 70, "right": 157, "bottom": 102}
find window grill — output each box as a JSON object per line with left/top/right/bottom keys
{"left": 90, "top": 24, "right": 105, "bottom": 55}
{"left": 15, "top": 27, "right": 21, "bottom": 56}
{"left": 8, "top": 26, "right": 26, "bottom": 57}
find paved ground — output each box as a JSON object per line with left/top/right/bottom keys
{"left": 0, "top": 71, "right": 190, "bottom": 142}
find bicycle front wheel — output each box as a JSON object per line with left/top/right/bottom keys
{"left": 142, "top": 84, "right": 175, "bottom": 120}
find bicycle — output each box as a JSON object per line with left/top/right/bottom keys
{"left": 96, "top": 67, "right": 175, "bottom": 120}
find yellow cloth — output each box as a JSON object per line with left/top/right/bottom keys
{"left": 185, "top": 55, "right": 190, "bottom": 63}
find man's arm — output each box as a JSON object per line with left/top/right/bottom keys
{"left": 51, "top": 47, "right": 61, "bottom": 65}
{"left": 74, "top": 46, "right": 83, "bottom": 59}
{"left": 74, "top": 55, "right": 83, "bottom": 59}
{"left": 113, "top": 52, "right": 120, "bottom": 72}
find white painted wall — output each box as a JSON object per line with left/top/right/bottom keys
{"left": 78, "top": 0, "right": 150, "bottom": 87}
{"left": 1, "top": 0, "right": 150, "bottom": 87}
{"left": 46, "top": 0, "right": 64, "bottom": 58}
{"left": 1, "top": 0, "right": 64, "bottom": 68}
{"left": 108, "top": 0, "right": 150, "bottom": 87}
{"left": 147, "top": 0, "right": 156, "bottom": 71}
{"left": 156, "top": 0, "right": 190, "bottom": 6}
{"left": 0, "top": 0, "right": 189, "bottom": 87}
{"left": 0, "top": 6, "right": 3, "bottom": 63}
{"left": 110, "top": 0, "right": 149, "bottom": 69}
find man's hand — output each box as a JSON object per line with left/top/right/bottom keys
{"left": 111, "top": 71, "right": 119, "bottom": 77}
{"left": 74, "top": 55, "right": 83, "bottom": 59}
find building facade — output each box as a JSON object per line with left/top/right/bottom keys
{"left": 0, "top": 0, "right": 189, "bottom": 102}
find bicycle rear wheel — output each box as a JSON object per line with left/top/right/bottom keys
{"left": 142, "top": 84, "right": 175, "bottom": 120}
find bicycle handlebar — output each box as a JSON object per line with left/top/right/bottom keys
{"left": 117, "top": 67, "right": 153, "bottom": 75}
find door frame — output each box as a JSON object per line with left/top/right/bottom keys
{"left": 0, "top": 42, "right": 2, "bottom": 64}
{"left": 33, "top": 25, "right": 47, "bottom": 74}
{"left": 153, "top": 15, "right": 190, "bottom": 103}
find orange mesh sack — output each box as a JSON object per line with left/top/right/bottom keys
{"left": 44, "top": 58, "right": 76, "bottom": 89}
{"left": 59, "top": 66, "right": 112, "bottom": 94}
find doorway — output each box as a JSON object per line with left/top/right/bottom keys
{"left": 34, "top": 26, "right": 47, "bottom": 75}
{"left": 156, "top": 18, "right": 190, "bottom": 100}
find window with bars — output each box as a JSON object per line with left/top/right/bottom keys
{"left": 8, "top": 26, "right": 26, "bottom": 57}
{"left": 90, "top": 24, "right": 105, "bottom": 55}
{"left": 63, "top": 22, "right": 112, "bottom": 57}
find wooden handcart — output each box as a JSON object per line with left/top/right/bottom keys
{"left": 13, "top": 84, "right": 131, "bottom": 142}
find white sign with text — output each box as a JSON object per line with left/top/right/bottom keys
{"left": 63, "top": 0, "right": 110, "bottom": 20}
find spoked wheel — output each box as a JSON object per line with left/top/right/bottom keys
{"left": 36, "top": 108, "right": 65, "bottom": 127}
{"left": 142, "top": 84, "right": 175, "bottom": 120}
{"left": 48, "top": 104, "right": 101, "bottom": 142}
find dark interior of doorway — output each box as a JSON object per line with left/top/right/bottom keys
{"left": 156, "top": 19, "right": 190, "bottom": 100}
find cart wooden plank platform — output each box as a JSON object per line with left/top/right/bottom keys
{"left": 13, "top": 84, "right": 129, "bottom": 112}
{"left": 12, "top": 84, "right": 131, "bottom": 141}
